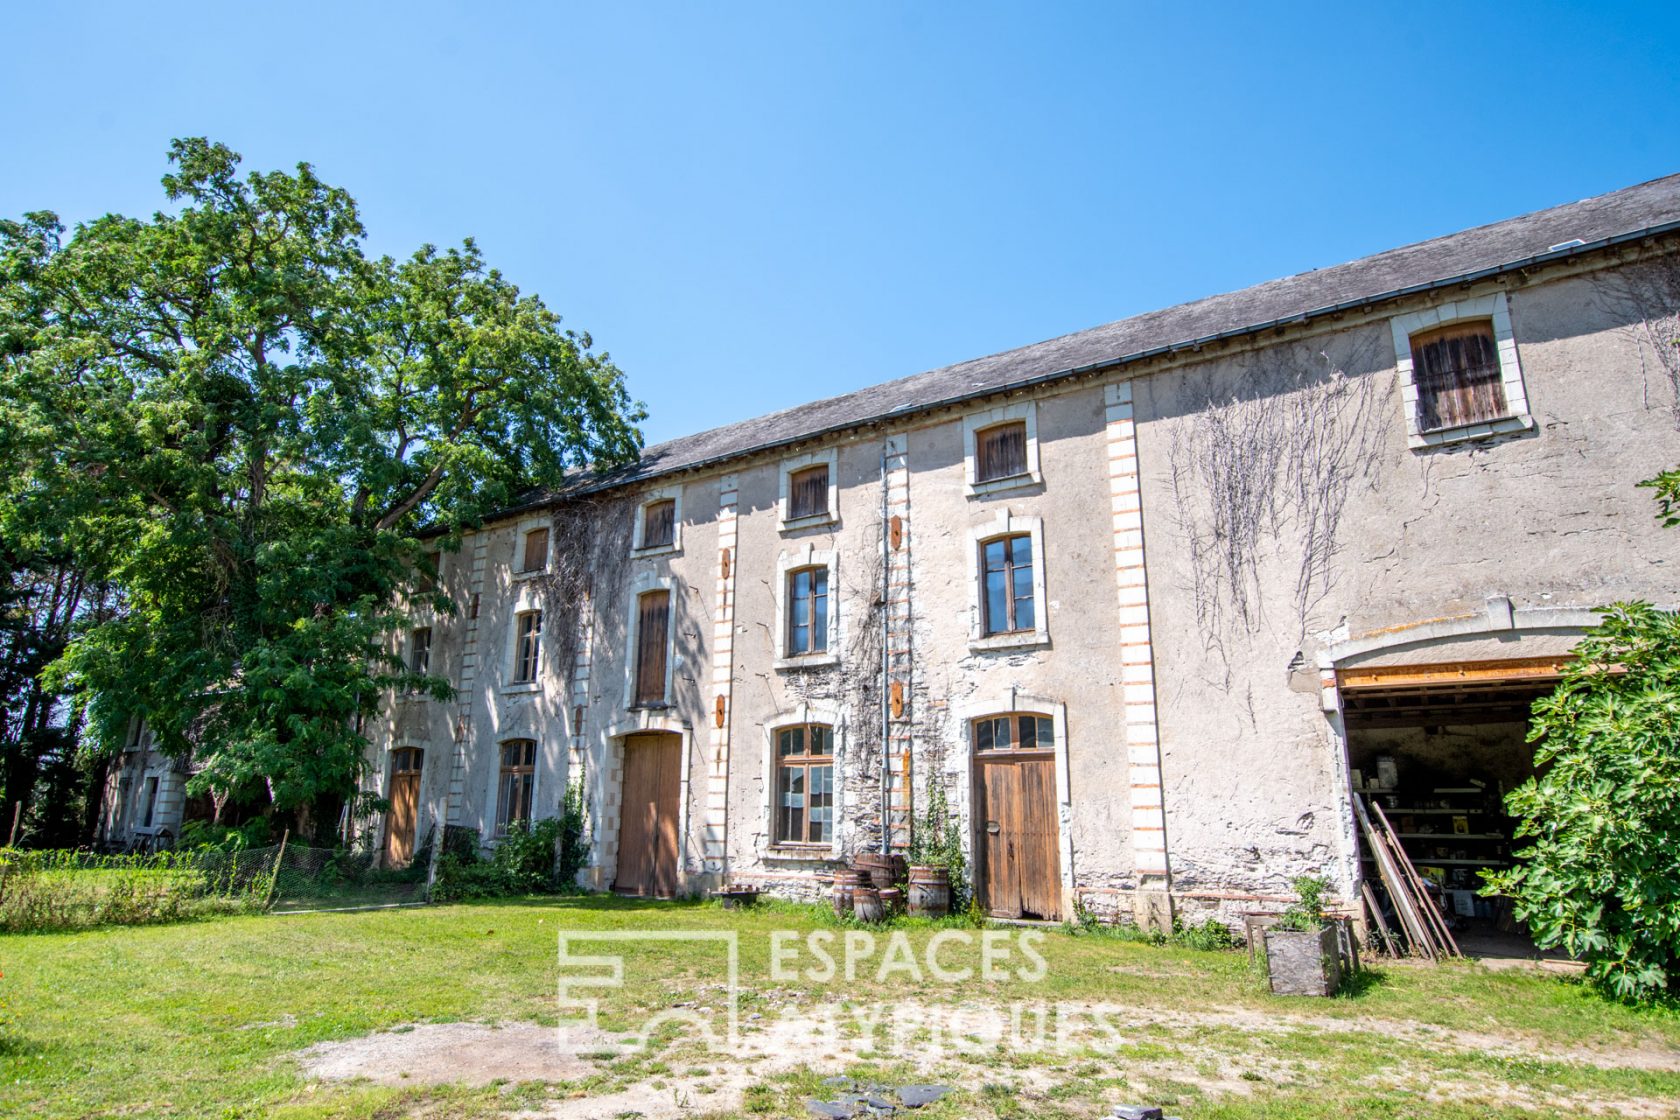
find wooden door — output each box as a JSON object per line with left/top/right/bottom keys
{"left": 384, "top": 748, "right": 423, "bottom": 867}
{"left": 615, "top": 733, "right": 682, "bottom": 897}
{"left": 976, "top": 752, "right": 1061, "bottom": 920}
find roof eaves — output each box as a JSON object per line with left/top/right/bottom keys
{"left": 563, "top": 217, "right": 1680, "bottom": 498}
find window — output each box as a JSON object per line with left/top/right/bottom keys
{"left": 141, "top": 776, "right": 159, "bottom": 828}
{"left": 964, "top": 401, "right": 1041, "bottom": 495}
{"left": 787, "top": 567, "right": 829, "bottom": 655}
{"left": 417, "top": 550, "right": 440, "bottom": 592}
{"left": 788, "top": 464, "right": 829, "bottom": 520}
{"left": 642, "top": 499, "right": 675, "bottom": 550}
{"left": 513, "top": 610, "right": 542, "bottom": 683}
{"left": 981, "top": 534, "right": 1035, "bottom": 636}
{"left": 1390, "top": 292, "right": 1533, "bottom": 448}
{"left": 974, "top": 713, "right": 1055, "bottom": 753}
{"left": 975, "top": 421, "right": 1028, "bottom": 483}
{"left": 774, "top": 724, "right": 834, "bottom": 845}
{"left": 520, "top": 527, "right": 550, "bottom": 574}
{"left": 634, "top": 590, "right": 671, "bottom": 706}
{"left": 1409, "top": 321, "right": 1506, "bottom": 432}
{"left": 409, "top": 627, "right": 432, "bottom": 675}
{"left": 495, "top": 739, "right": 536, "bottom": 835}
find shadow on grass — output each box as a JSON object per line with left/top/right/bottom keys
{"left": 1336, "top": 966, "right": 1391, "bottom": 999}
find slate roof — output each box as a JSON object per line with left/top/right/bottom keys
{"left": 583, "top": 171, "right": 1680, "bottom": 495}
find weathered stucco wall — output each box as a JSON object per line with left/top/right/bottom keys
{"left": 354, "top": 245, "right": 1680, "bottom": 928}
{"left": 1131, "top": 259, "right": 1679, "bottom": 917}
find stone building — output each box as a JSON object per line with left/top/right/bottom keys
{"left": 360, "top": 173, "right": 1680, "bottom": 929}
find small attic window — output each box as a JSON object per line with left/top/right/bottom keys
{"left": 1409, "top": 321, "right": 1507, "bottom": 433}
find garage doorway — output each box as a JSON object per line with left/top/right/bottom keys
{"left": 1340, "top": 657, "right": 1565, "bottom": 955}
{"left": 972, "top": 713, "right": 1062, "bottom": 921}
{"left": 614, "top": 732, "right": 682, "bottom": 898}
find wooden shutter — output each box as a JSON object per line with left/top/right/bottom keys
{"left": 635, "top": 590, "right": 671, "bottom": 705}
{"left": 521, "top": 528, "right": 550, "bottom": 573}
{"left": 642, "top": 500, "right": 675, "bottom": 548}
{"left": 1411, "top": 322, "right": 1506, "bottom": 431}
{"left": 788, "top": 465, "right": 829, "bottom": 520}
{"left": 975, "top": 422, "right": 1027, "bottom": 482}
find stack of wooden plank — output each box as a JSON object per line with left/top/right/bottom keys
{"left": 1355, "top": 794, "right": 1461, "bottom": 960}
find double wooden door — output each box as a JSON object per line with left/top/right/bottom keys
{"left": 384, "top": 748, "right": 423, "bottom": 867}
{"left": 615, "top": 732, "right": 682, "bottom": 897}
{"left": 975, "top": 751, "right": 1062, "bottom": 920}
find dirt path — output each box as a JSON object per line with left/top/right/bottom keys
{"left": 293, "top": 998, "right": 1680, "bottom": 1119}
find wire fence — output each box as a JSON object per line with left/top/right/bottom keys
{"left": 0, "top": 831, "right": 435, "bottom": 931}
{"left": 0, "top": 845, "right": 280, "bottom": 932}
{"left": 268, "top": 830, "right": 432, "bottom": 913}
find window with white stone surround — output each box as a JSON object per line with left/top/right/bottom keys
{"left": 778, "top": 448, "right": 839, "bottom": 530}
{"left": 1391, "top": 291, "right": 1533, "bottom": 448}
{"left": 963, "top": 400, "right": 1042, "bottom": 496}
{"left": 966, "top": 509, "right": 1049, "bottom": 652}
{"left": 774, "top": 544, "right": 839, "bottom": 668}
{"left": 631, "top": 485, "right": 683, "bottom": 556}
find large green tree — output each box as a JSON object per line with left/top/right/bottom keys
{"left": 0, "top": 139, "right": 642, "bottom": 838}
{"left": 1486, "top": 474, "right": 1680, "bottom": 1001}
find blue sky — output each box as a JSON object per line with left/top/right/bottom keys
{"left": 4, "top": 2, "right": 1678, "bottom": 445}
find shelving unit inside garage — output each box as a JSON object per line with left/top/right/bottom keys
{"left": 1338, "top": 657, "right": 1568, "bottom": 944}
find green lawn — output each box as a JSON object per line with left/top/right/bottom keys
{"left": 3, "top": 896, "right": 1678, "bottom": 1119}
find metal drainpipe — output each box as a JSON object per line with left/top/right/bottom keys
{"left": 880, "top": 442, "right": 893, "bottom": 858}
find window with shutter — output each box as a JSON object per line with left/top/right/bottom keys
{"left": 787, "top": 465, "right": 829, "bottom": 520}
{"left": 634, "top": 590, "right": 671, "bottom": 706}
{"left": 1410, "top": 321, "right": 1508, "bottom": 432}
{"left": 642, "top": 499, "right": 676, "bottom": 549}
{"left": 975, "top": 421, "right": 1028, "bottom": 483}
{"left": 520, "top": 528, "right": 550, "bottom": 573}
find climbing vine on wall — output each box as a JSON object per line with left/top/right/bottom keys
{"left": 1599, "top": 248, "right": 1680, "bottom": 429}
{"left": 539, "top": 492, "right": 634, "bottom": 693}
{"left": 1167, "top": 340, "right": 1392, "bottom": 670}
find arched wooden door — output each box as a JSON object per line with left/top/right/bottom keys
{"left": 614, "top": 732, "right": 682, "bottom": 897}
{"left": 384, "top": 748, "right": 423, "bottom": 867}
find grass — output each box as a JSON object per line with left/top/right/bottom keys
{"left": 2, "top": 894, "right": 1678, "bottom": 1118}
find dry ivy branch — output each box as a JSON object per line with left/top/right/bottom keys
{"left": 1168, "top": 340, "right": 1391, "bottom": 671}
{"left": 778, "top": 526, "right": 889, "bottom": 853}
{"left": 1598, "top": 250, "right": 1680, "bottom": 428}
{"left": 539, "top": 492, "right": 635, "bottom": 692}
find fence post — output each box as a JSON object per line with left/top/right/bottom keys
{"left": 266, "top": 829, "right": 290, "bottom": 910}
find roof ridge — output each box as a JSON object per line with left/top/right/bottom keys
{"left": 610, "top": 170, "right": 1680, "bottom": 487}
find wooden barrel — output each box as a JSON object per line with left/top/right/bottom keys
{"left": 832, "top": 868, "right": 862, "bottom": 917}
{"left": 855, "top": 853, "right": 896, "bottom": 890}
{"left": 852, "top": 886, "right": 884, "bottom": 924}
{"left": 907, "top": 865, "right": 950, "bottom": 918}
{"left": 878, "top": 887, "right": 904, "bottom": 915}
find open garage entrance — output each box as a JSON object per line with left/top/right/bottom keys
{"left": 1339, "top": 656, "right": 1569, "bottom": 958}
